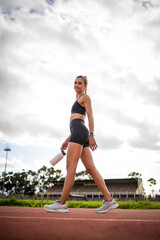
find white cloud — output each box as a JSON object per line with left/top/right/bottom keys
{"left": 0, "top": 0, "right": 160, "bottom": 144}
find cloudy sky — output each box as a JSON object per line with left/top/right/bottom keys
{"left": 0, "top": 0, "right": 160, "bottom": 195}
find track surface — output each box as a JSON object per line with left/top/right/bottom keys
{"left": 0, "top": 206, "right": 160, "bottom": 240}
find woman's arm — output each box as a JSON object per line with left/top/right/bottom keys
{"left": 60, "top": 134, "right": 71, "bottom": 150}
{"left": 84, "top": 95, "right": 98, "bottom": 151}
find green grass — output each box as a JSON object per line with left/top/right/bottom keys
{"left": 118, "top": 201, "right": 160, "bottom": 209}
{"left": 0, "top": 197, "right": 160, "bottom": 209}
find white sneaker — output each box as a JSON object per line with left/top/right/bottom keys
{"left": 44, "top": 200, "right": 68, "bottom": 213}
{"left": 95, "top": 199, "right": 119, "bottom": 214}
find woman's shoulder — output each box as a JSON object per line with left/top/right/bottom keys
{"left": 82, "top": 94, "right": 91, "bottom": 103}
{"left": 78, "top": 94, "right": 91, "bottom": 105}
{"left": 83, "top": 94, "right": 91, "bottom": 100}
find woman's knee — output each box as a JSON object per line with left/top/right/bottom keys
{"left": 66, "top": 162, "right": 77, "bottom": 175}
{"left": 85, "top": 166, "right": 97, "bottom": 175}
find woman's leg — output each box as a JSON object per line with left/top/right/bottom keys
{"left": 81, "top": 147, "right": 112, "bottom": 201}
{"left": 59, "top": 142, "right": 83, "bottom": 204}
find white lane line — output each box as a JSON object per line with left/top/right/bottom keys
{"left": 0, "top": 216, "right": 160, "bottom": 222}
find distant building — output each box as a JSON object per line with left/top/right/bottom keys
{"left": 42, "top": 178, "right": 145, "bottom": 201}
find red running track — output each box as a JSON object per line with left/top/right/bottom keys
{"left": 0, "top": 206, "right": 160, "bottom": 240}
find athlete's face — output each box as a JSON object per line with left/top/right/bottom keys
{"left": 74, "top": 78, "right": 86, "bottom": 94}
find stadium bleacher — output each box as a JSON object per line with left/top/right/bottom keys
{"left": 42, "top": 178, "right": 145, "bottom": 201}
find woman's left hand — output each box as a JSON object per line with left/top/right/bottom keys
{"left": 89, "top": 135, "right": 98, "bottom": 151}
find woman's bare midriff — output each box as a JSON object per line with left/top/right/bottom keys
{"left": 70, "top": 113, "right": 85, "bottom": 122}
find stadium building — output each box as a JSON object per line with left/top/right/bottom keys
{"left": 43, "top": 178, "right": 145, "bottom": 201}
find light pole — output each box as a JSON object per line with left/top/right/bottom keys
{"left": 2, "top": 145, "right": 11, "bottom": 196}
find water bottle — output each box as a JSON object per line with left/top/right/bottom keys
{"left": 50, "top": 149, "right": 66, "bottom": 166}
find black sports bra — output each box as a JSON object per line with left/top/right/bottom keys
{"left": 71, "top": 95, "right": 86, "bottom": 116}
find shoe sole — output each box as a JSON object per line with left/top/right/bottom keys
{"left": 95, "top": 203, "right": 119, "bottom": 214}
{"left": 44, "top": 207, "right": 68, "bottom": 213}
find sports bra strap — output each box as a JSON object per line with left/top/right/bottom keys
{"left": 77, "top": 94, "right": 85, "bottom": 101}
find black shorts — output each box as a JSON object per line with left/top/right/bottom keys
{"left": 69, "top": 119, "right": 89, "bottom": 148}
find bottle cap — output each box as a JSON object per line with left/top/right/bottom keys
{"left": 61, "top": 149, "right": 66, "bottom": 156}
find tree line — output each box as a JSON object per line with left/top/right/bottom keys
{"left": 0, "top": 167, "right": 92, "bottom": 197}
{"left": 0, "top": 166, "right": 63, "bottom": 197}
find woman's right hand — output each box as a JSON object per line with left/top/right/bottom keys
{"left": 60, "top": 140, "right": 68, "bottom": 151}
{"left": 60, "top": 135, "right": 70, "bottom": 151}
